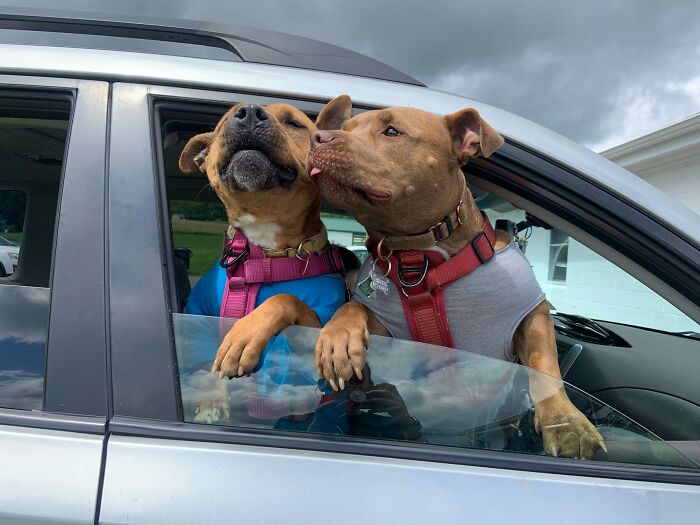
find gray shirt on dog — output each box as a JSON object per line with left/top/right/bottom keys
{"left": 352, "top": 242, "right": 545, "bottom": 361}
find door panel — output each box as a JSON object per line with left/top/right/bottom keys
{"left": 100, "top": 83, "right": 700, "bottom": 522}
{"left": 0, "top": 424, "right": 103, "bottom": 524}
{"left": 0, "top": 76, "right": 108, "bottom": 524}
{"left": 100, "top": 435, "right": 700, "bottom": 525}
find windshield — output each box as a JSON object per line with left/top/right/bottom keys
{"left": 175, "top": 314, "right": 696, "bottom": 469}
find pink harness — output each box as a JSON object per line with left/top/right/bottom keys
{"left": 219, "top": 228, "right": 346, "bottom": 319}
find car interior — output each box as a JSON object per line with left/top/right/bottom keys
{"left": 154, "top": 102, "right": 700, "bottom": 464}
{"left": 0, "top": 95, "right": 68, "bottom": 288}
{"left": 0, "top": 95, "right": 69, "bottom": 411}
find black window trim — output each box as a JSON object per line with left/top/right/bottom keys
{"left": 110, "top": 82, "right": 700, "bottom": 486}
{"left": 0, "top": 407, "right": 106, "bottom": 434}
{"left": 0, "top": 75, "right": 110, "bottom": 420}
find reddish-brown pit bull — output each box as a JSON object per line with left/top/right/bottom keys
{"left": 308, "top": 95, "right": 606, "bottom": 459}
{"left": 179, "top": 102, "right": 347, "bottom": 379}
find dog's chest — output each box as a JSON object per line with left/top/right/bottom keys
{"left": 233, "top": 214, "right": 281, "bottom": 249}
{"left": 353, "top": 243, "right": 545, "bottom": 360}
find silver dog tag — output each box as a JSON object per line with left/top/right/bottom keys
{"left": 370, "top": 270, "right": 391, "bottom": 295}
{"left": 357, "top": 270, "right": 391, "bottom": 298}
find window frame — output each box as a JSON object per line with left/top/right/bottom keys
{"left": 0, "top": 75, "right": 109, "bottom": 428}
{"left": 107, "top": 82, "right": 700, "bottom": 486}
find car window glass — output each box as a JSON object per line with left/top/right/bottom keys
{"left": 0, "top": 94, "right": 71, "bottom": 410}
{"left": 175, "top": 315, "right": 697, "bottom": 469}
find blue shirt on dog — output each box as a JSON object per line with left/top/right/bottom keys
{"left": 181, "top": 262, "right": 349, "bottom": 434}
{"left": 184, "top": 262, "right": 346, "bottom": 325}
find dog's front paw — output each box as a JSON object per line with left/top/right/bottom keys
{"left": 535, "top": 399, "right": 607, "bottom": 459}
{"left": 315, "top": 321, "right": 368, "bottom": 391}
{"left": 212, "top": 314, "right": 270, "bottom": 378}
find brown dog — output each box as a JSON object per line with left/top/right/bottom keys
{"left": 179, "top": 102, "right": 346, "bottom": 379}
{"left": 308, "top": 96, "right": 606, "bottom": 459}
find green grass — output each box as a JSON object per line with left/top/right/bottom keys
{"left": 172, "top": 220, "right": 227, "bottom": 276}
{"left": 1, "top": 232, "right": 22, "bottom": 243}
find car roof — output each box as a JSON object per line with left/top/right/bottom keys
{"left": 0, "top": 7, "right": 423, "bottom": 86}
{"left": 0, "top": 19, "right": 697, "bottom": 246}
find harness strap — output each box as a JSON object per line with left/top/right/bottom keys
{"left": 219, "top": 228, "right": 345, "bottom": 319}
{"left": 377, "top": 212, "right": 497, "bottom": 348}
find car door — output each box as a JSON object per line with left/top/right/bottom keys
{"left": 0, "top": 76, "right": 109, "bottom": 523}
{"left": 99, "top": 83, "right": 700, "bottom": 525}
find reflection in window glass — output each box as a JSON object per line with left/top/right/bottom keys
{"left": 0, "top": 285, "right": 48, "bottom": 410}
{"left": 174, "top": 314, "right": 697, "bottom": 469}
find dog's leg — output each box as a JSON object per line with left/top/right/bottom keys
{"left": 514, "top": 300, "right": 606, "bottom": 459}
{"left": 315, "top": 301, "right": 388, "bottom": 390}
{"left": 213, "top": 294, "right": 321, "bottom": 378}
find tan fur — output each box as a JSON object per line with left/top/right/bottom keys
{"left": 311, "top": 96, "right": 605, "bottom": 459}
{"left": 179, "top": 103, "right": 327, "bottom": 378}
{"left": 180, "top": 103, "right": 322, "bottom": 250}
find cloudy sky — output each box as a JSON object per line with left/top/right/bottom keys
{"left": 7, "top": 0, "right": 700, "bottom": 150}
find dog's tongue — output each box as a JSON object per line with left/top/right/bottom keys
{"left": 310, "top": 166, "right": 323, "bottom": 177}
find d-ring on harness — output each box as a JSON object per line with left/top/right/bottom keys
{"left": 219, "top": 228, "right": 346, "bottom": 319}
{"left": 371, "top": 211, "right": 496, "bottom": 348}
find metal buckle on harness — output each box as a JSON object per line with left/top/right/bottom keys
{"left": 398, "top": 257, "right": 429, "bottom": 287}
{"left": 471, "top": 232, "right": 494, "bottom": 264}
{"left": 219, "top": 246, "right": 248, "bottom": 268}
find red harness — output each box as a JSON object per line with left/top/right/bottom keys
{"left": 371, "top": 213, "right": 497, "bottom": 348}
{"left": 220, "top": 228, "right": 345, "bottom": 319}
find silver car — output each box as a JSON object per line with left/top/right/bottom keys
{"left": 0, "top": 7, "right": 699, "bottom": 525}
{"left": 0, "top": 235, "right": 19, "bottom": 276}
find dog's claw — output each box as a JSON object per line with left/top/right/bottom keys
{"left": 598, "top": 438, "right": 608, "bottom": 453}
{"left": 339, "top": 377, "right": 345, "bottom": 391}
{"left": 329, "top": 379, "right": 338, "bottom": 391}
{"left": 353, "top": 366, "right": 363, "bottom": 380}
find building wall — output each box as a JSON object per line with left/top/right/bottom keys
{"left": 327, "top": 230, "right": 353, "bottom": 247}
{"left": 486, "top": 210, "right": 699, "bottom": 333}
{"left": 640, "top": 159, "right": 700, "bottom": 214}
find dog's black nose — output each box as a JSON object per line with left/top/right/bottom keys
{"left": 232, "top": 104, "right": 269, "bottom": 128}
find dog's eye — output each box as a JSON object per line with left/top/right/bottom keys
{"left": 383, "top": 126, "right": 401, "bottom": 137}
{"left": 285, "top": 119, "right": 303, "bottom": 129}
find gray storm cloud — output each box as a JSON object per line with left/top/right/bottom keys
{"left": 6, "top": 0, "right": 700, "bottom": 149}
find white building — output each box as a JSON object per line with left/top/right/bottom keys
{"left": 603, "top": 113, "right": 700, "bottom": 215}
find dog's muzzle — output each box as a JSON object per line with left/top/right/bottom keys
{"left": 219, "top": 104, "right": 298, "bottom": 191}
{"left": 220, "top": 150, "right": 297, "bottom": 192}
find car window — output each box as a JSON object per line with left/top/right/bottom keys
{"left": 174, "top": 315, "right": 696, "bottom": 469}
{"left": 157, "top": 104, "right": 369, "bottom": 312}
{"left": 0, "top": 94, "right": 71, "bottom": 410}
{"left": 158, "top": 101, "right": 698, "bottom": 471}
{"left": 479, "top": 203, "right": 700, "bottom": 335}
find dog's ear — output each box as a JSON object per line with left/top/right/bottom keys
{"left": 179, "top": 132, "right": 214, "bottom": 174}
{"left": 444, "top": 108, "right": 504, "bottom": 164}
{"left": 316, "top": 95, "right": 352, "bottom": 130}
